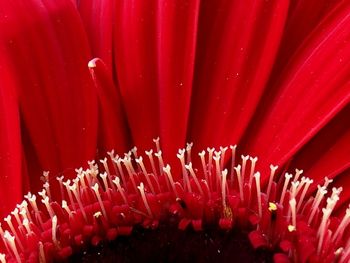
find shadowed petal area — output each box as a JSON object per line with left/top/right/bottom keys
{"left": 188, "top": 0, "right": 289, "bottom": 153}
{"left": 0, "top": 0, "right": 98, "bottom": 192}
{"left": 243, "top": 1, "right": 350, "bottom": 180}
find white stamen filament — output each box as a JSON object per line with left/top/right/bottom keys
{"left": 177, "top": 149, "right": 191, "bottom": 192}
{"left": 317, "top": 208, "right": 332, "bottom": 255}
{"left": 155, "top": 151, "right": 165, "bottom": 176}
{"left": 69, "top": 184, "right": 88, "bottom": 221}
{"left": 219, "top": 146, "right": 228, "bottom": 170}
{"left": 4, "top": 216, "right": 23, "bottom": 252}
{"left": 248, "top": 157, "right": 258, "bottom": 187}
{"left": 51, "top": 216, "right": 59, "bottom": 248}
{"left": 221, "top": 169, "right": 228, "bottom": 208}
{"left": 61, "top": 200, "right": 72, "bottom": 217}
{"left": 229, "top": 145, "right": 237, "bottom": 181}
{"left": 198, "top": 151, "right": 209, "bottom": 185}
{"left": 137, "top": 183, "right": 153, "bottom": 217}
{"left": 308, "top": 186, "right": 327, "bottom": 225}
{"left": 289, "top": 198, "right": 297, "bottom": 230}
{"left": 136, "top": 156, "right": 155, "bottom": 194}
{"left": 234, "top": 165, "right": 244, "bottom": 202}
{"left": 266, "top": 165, "right": 278, "bottom": 201}
{"left": 4, "top": 231, "right": 21, "bottom": 263}
{"left": 0, "top": 253, "right": 6, "bottom": 263}
{"left": 153, "top": 137, "right": 161, "bottom": 153}
{"left": 185, "top": 162, "right": 204, "bottom": 196}
{"left": 92, "top": 183, "right": 108, "bottom": 219}
{"left": 145, "top": 150, "right": 157, "bottom": 176}
{"left": 296, "top": 178, "right": 313, "bottom": 212}
{"left": 100, "top": 172, "right": 112, "bottom": 200}
{"left": 163, "top": 165, "right": 178, "bottom": 198}
{"left": 254, "top": 172, "right": 262, "bottom": 218}
{"left": 186, "top": 142, "right": 193, "bottom": 163}
{"left": 112, "top": 177, "right": 129, "bottom": 205}
{"left": 41, "top": 196, "right": 55, "bottom": 219}
{"left": 332, "top": 206, "right": 350, "bottom": 243}
{"left": 279, "top": 173, "right": 293, "bottom": 205}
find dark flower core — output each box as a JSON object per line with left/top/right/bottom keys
{"left": 0, "top": 140, "right": 349, "bottom": 263}
{"left": 68, "top": 224, "right": 273, "bottom": 263}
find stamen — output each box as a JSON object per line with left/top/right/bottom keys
{"left": 4, "top": 231, "right": 21, "bottom": 263}
{"left": 289, "top": 198, "right": 297, "bottom": 230}
{"left": 234, "top": 165, "right": 244, "bottom": 201}
{"left": 207, "top": 148, "right": 215, "bottom": 174}
{"left": 185, "top": 162, "right": 204, "bottom": 196}
{"left": 51, "top": 216, "right": 60, "bottom": 248}
{"left": 221, "top": 169, "right": 228, "bottom": 208}
{"left": 254, "top": 172, "right": 262, "bottom": 218}
{"left": 41, "top": 196, "right": 55, "bottom": 220}
{"left": 241, "top": 156, "right": 249, "bottom": 184}
{"left": 155, "top": 151, "right": 165, "bottom": 176}
{"left": 22, "top": 219, "right": 31, "bottom": 235}
{"left": 162, "top": 165, "right": 177, "bottom": 197}
{"left": 91, "top": 183, "right": 108, "bottom": 219}
{"left": 131, "top": 146, "right": 138, "bottom": 159}
{"left": 112, "top": 177, "right": 129, "bottom": 205}
{"left": 63, "top": 180, "right": 76, "bottom": 210}
{"left": 213, "top": 151, "right": 222, "bottom": 190}
{"left": 100, "top": 158, "right": 116, "bottom": 191}
{"left": 293, "top": 169, "right": 303, "bottom": 183}
{"left": 153, "top": 137, "right": 161, "bottom": 153}
{"left": 198, "top": 151, "right": 209, "bottom": 185}
{"left": 266, "top": 165, "right": 278, "bottom": 201}
{"left": 219, "top": 146, "right": 228, "bottom": 170}
{"left": 113, "top": 156, "right": 127, "bottom": 186}
{"left": 0, "top": 253, "right": 6, "bottom": 263}
{"left": 186, "top": 142, "right": 193, "bottom": 163}
{"left": 308, "top": 186, "right": 327, "bottom": 225}
{"left": 332, "top": 206, "right": 350, "bottom": 243}
{"left": 122, "top": 157, "right": 138, "bottom": 193}
{"left": 61, "top": 200, "right": 72, "bottom": 217}
{"left": 69, "top": 183, "right": 88, "bottom": 221}
{"left": 317, "top": 208, "right": 332, "bottom": 255}
{"left": 248, "top": 157, "right": 258, "bottom": 187}
{"left": 229, "top": 145, "right": 237, "bottom": 181}
{"left": 279, "top": 173, "right": 293, "bottom": 205}
{"left": 100, "top": 172, "right": 112, "bottom": 200}
{"left": 135, "top": 156, "right": 155, "bottom": 194}
{"left": 177, "top": 149, "right": 191, "bottom": 192}
{"left": 56, "top": 176, "right": 65, "bottom": 200}
{"left": 4, "top": 216, "right": 23, "bottom": 252}
{"left": 145, "top": 150, "right": 157, "bottom": 176}
{"left": 11, "top": 209, "right": 21, "bottom": 226}
{"left": 137, "top": 183, "right": 153, "bottom": 218}
{"left": 38, "top": 242, "right": 46, "bottom": 263}
{"left": 296, "top": 177, "right": 313, "bottom": 212}
{"left": 42, "top": 172, "right": 51, "bottom": 199}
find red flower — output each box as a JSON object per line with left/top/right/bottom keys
{"left": 0, "top": 0, "right": 350, "bottom": 262}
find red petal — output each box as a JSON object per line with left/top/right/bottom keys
{"left": 88, "top": 58, "right": 130, "bottom": 154}
{"left": 113, "top": 1, "right": 160, "bottom": 152}
{"left": 288, "top": 104, "right": 350, "bottom": 203}
{"left": 244, "top": 2, "right": 350, "bottom": 181}
{"left": 188, "top": 0, "right": 289, "bottom": 151}
{"left": 0, "top": 59, "right": 23, "bottom": 217}
{"left": 0, "top": 0, "right": 98, "bottom": 191}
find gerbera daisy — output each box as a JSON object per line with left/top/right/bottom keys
{"left": 0, "top": 0, "right": 349, "bottom": 262}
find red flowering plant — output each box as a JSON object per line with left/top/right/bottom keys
{"left": 0, "top": 0, "right": 350, "bottom": 262}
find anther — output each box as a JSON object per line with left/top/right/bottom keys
{"left": 254, "top": 172, "right": 262, "bottom": 218}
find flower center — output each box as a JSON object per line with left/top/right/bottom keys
{"left": 0, "top": 139, "right": 349, "bottom": 262}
